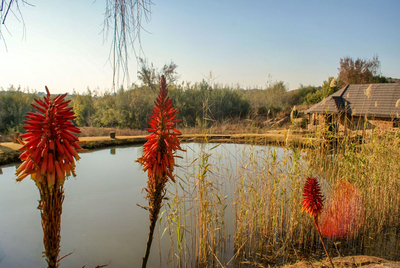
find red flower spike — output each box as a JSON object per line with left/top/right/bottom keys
{"left": 301, "top": 177, "right": 335, "bottom": 268}
{"left": 138, "top": 75, "right": 185, "bottom": 268}
{"left": 137, "top": 75, "right": 184, "bottom": 185}
{"left": 319, "top": 180, "right": 365, "bottom": 238}
{"left": 15, "top": 86, "right": 87, "bottom": 188}
{"left": 301, "top": 177, "right": 325, "bottom": 221}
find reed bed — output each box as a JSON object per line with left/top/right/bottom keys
{"left": 161, "top": 129, "right": 400, "bottom": 267}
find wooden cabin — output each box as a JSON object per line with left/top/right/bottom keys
{"left": 305, "top": 83, "right": 400, "bottom": 132}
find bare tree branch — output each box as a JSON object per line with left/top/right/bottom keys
{"left": 0, "top": 0, "right": 32, "bottom": 49}
{"left": 103, "top": 0, "right": 153, "bottom": 93}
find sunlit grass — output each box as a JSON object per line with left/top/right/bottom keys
{"left": 162, "top": 129, "right": 400, "bottom": 267}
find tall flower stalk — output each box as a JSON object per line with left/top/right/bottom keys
{"left": 137, "top": 75, "right": 183, "bottom": 268}
{"left": 301, "top": 177, "right": 334, "bottom": 268}
{"left": 15, "top": 87, "right": 84, "bottom": 268}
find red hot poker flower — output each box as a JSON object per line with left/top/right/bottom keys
{"left": 137, "top": 75, "right": 183, "bottom": 186}
{"left": 137, "top": 75, "right": 184, "bottom": 268}
{"left": 301, "top": 177, "right": 334, "bottom": 268}
{"left": 319, "top": 180, "right": 365, "bottom": 238}
{"left": 301, "top": 177, "right": 325, "bottom": 221}
{"left": 15, "top": 86, "right": 85, "bottom": 188}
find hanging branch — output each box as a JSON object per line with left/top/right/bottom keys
{"left": 0, "top": 0, "right": 34, "bottom": 50}
{"left": 103, "top": 0, "right": 153, "bottom": 93}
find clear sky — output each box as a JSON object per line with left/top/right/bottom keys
{"left": 1, "top": 0, "right": 399, "bottom": 94}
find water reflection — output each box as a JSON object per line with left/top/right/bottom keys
{"left": 0, "top": 143, "right": 399, "bottom": 267}
{"left": 110, "top": 148, "right": 116, "bottom": 155}
{"left": 0, "top": 145, "right": 163, "bottom": 267}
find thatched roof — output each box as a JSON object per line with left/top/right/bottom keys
{"left": 305, "top": 83, "right": 400, "bottom": 119}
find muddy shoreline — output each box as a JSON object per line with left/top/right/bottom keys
{"left": 0, "top": 133, "right": 312, "bottom": 166}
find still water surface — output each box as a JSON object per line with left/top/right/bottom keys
{"left": 1, "top": 143, "right": 280, "bottom": 267}
{"left": 2, "top": 143, "right": 399, "bottom": 267}
{"left": 0, "top": 144, "right": 160, "bottom": 267}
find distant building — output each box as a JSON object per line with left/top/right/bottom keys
{"left": 305, "top": 83, "right": 400, "bottom": 132}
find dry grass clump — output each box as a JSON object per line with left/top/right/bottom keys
{"left": 164, "top": 144, "right": 228, "bottom": 267}
{"left": 179, "top": 118, "right": 285, "bottom": 135}
{"left": 161, "top": 129, "right": 400, "bottom": 267}
{"left": 0, "top": 133, "right": 13, "bottom": 142}
{"left": 78, "top": 127, "right": 147, "bottom": 137}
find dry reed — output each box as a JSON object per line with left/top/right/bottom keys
{"left": 161, "top": 127, "right": 400, "bottom": 267}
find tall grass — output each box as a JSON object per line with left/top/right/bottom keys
{"left": 164, "top": 144, "right": 228, "bottom": 267}
{"left": 161, "top": 129, "right": 400, "bottom": 267}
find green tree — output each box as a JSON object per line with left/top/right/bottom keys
{"left": 297, "top": 84, "right": 318, "bottom": 104}
{"left": 321, "top": 77, "right": 338, "bottom": 97}
{"left": 0, "top": 85, "right": 37, "bottom": 133}
{"left": 92, "top": 91, "right": 117, "bottom": 127}
{"left": 243, "top": 81, "right": 290, "bottom": 117}
{"left": 137, "top": 59, "right": 180, "bottom": 92}
{"left": 305, "top": 77, "right": 338, "bottom": 105}
{"left": 72, "top": 89, "right": 95, "bottom": 127}
{"left": 137, "top": 58, "right": 158, "bottom": 92}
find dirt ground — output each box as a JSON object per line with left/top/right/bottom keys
{"left": 285, "top": 255, "right": 400, "bottom": 268}
{"left": 0, "top": 133, "right": 313, "bottom": 165}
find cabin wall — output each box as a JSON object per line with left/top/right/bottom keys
{"left": 307, "top": 114, "right": 327, "bottom": 131}
{"left": 307, "top": 113, "right": 399, "bottom": 132}
{"left": 368, "top": 118, "right": 396, "bottom": 130}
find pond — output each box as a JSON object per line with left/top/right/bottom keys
{"left": 0, "top": 142, "right": 399, "bottom": 267}
{"left": 0, "top": 143, "right": 287, "bottom": 267}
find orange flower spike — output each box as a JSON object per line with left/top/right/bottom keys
{"left": 137, "top": 75, "right": 184, "bottom": 181}
{"left": 55, "top": 139, "right": 65, "bottom": 155}
{"left": 47, "top": 171, "right": 55, "bottom": 188}
{"left": 24, "top": 160, "right": 34, "bottom": 174}
{"left": 301, "top": 177, "right": 324, "bottom": 220}
{"left": 47, "top": 153, "right": 54, "bottom": 173}
{"left": 19, "top": 150, "right": 30, "bottom": 161}
{"left": 17, "top": 172, "right": 30, "bottom": 182}
{"left": 31, "top": 149, "right": 41, "bottom": 166}
{"left": 54, "top": 161, "right": 64, "bottom": 183}
{"left": 41, "top": 154, "right": 48, "bottom": 176}
{"left": 64, "top": 141, "right": 80, "bottom": 160}
{"left": 49, "top": 139, "right": 55, "bottom": 151}
{"left": 16, "top": 161, "right": 28, "bottom": 175}
{"left": 15, "top": 87, "right": 82, "bottom": 187}
{"left": 65, "top": 163, "right": 71, "bottom": 177}
{"left": 301, "top": 177, "right": 334, "bottom": 268}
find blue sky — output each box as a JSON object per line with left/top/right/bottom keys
{"left": 1, "top": 0, "right": 399, "bottom": 94}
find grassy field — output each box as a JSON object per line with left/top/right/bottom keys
{"left": 161, "top": 129, "right": 400, "bottom": 267}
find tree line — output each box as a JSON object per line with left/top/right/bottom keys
{"left": 0, "top": 80, "right": 299, "bottom": 133}
{"left": 1, "top": 55, "right": 392, "bottom": 134}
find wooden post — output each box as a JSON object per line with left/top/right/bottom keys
{"left": 110, "top": 132, "right": 116, "bottom": 139}
{"left": 13, "top": 132, "right": 20, "bottom": 143}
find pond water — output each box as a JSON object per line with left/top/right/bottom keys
{"left": 0, "top": 143, "right": 287, "bottom": 268}
{"left": 1, "top": 142, "right": 399, "bottom": 267}
{"left": 1, "top": 145, "right": 155, "bottom": 267}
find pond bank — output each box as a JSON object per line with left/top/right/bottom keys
{"left": 285, "top": 255, "right": 400, "bottom": 268}
{"left": 0, "top": 132, "right": 312, "bottom": 165}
